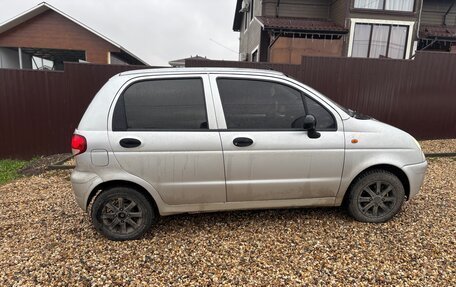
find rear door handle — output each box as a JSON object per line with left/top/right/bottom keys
{"left": 233, "top": 137, "right": 253, "bottom": 147}
{"left": 119, "top": 138, "right": 141, "bottom": 148}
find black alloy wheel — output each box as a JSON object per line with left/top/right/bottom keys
{"left": 91, "top": 187, "right": 155, "bottom": 241}
{"left": 347, "top": 170, "right": 405, "bottom": 223}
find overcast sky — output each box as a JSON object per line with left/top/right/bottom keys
{"left": 0, "top": 0, "right": 240, "bottom": 66}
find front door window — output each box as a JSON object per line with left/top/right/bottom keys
{"left": 216, "top": 78, "right": 336, "bottom": 130}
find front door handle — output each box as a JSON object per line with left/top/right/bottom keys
{"left": 233, "top": 137, "right": 253, "bottom": 147}
{"left": 119, "top": 138, "right": 141, "bottom": 148}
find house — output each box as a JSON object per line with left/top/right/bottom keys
{"left": 233, "top": 0, "right": 456, "bottom": 64}
{"left": 168, "top": 55, "right": 208, "bottom": 67}
{"left": 0, "top": 2, "right": 147, "bottom": 70}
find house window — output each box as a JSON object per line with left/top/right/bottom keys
{"left": 250, "top": 0, "right": 254, "bottom": 22}
{"left": 352, "top": 23, "right": 408, "bottom": 59}
{"left": 354, "top": 0, "right": 414, "bottom": 12}
{"left": 243, "top": 0, "right": 254, "bottom": 31}
{"left": 244, "top": 12, "right": 248, "bottom": 31}
{"left": 252, "top": 50, "right": 258, "bottom": 62}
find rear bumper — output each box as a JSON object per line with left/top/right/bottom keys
{"left": 403, "top": 161, "right": 428, "bottom": 199}
{"left": 70, "top": 170, "right": 102, "bottom": 211}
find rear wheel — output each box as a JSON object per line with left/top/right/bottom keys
{"left": 91, "top": 187, "right": 155, "bottom": 241}
{"left": 347, "top": 170, "right": 405, "bottom": 223}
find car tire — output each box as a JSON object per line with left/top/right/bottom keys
{"left": 91, "top": 187, "right": 155, "bottom": 241}
{"left": 347, "top": 170, "right": 405, "bottom": 223}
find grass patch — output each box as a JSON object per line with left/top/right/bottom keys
{"left": 0, "top": 159, "right": 27, "bottom": 185}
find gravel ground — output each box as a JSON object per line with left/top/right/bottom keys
{"left": 0, "top": 148, "right": 455, "bottom": 286}
{"left": 420, "top": 139, "right": 456, "bottom": 154}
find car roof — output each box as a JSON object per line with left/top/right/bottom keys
{"left": 118, "top": 67, "right": 285, "bottom": 77}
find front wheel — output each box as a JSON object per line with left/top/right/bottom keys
{"left": 91, "top": 187, "right": 156, "bottom": 241}
{"left": 347, "top": 170, "right": 405, "bottom": 223}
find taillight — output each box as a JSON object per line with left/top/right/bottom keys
{"left": 71, "top": 134, "right": 87, "bottom": 155}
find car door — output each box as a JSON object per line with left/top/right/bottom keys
{"left": 209, "top": 74, "right": 345, "bottom": 202}
{"left": 108, "top": 74, "right": 226, "bottom": 205}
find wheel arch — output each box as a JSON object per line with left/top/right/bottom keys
{"left": 341, "top": 164, "right": 410, "bottom": 206}
{"left": 87, "top": 180, "right": 160, "bottom": 216}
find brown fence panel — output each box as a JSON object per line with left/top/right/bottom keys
{"left": 1, "top": 54, "right": 455, "bottom": 159}
{"left": 0, "top": 63, "right": 148, "bottom": 159}
{"left": 187, "top": 52, "right": 456, "bottom": 140}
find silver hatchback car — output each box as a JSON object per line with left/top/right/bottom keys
{"left": 71, "top": 68, "right": 427, "bottom": 240}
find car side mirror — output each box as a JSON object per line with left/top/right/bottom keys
{"left": 303, "top": 115, "right": 321, "bottom": 139}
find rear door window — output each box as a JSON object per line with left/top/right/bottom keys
{"left": 113, "top": 78, "right": 208, "bottom": 131}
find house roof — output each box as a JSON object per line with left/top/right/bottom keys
{"left": 419, "top": 24, "right": 456, "bottom": 40}
{"left": 257, "top": 16, "right": 348, "bottom": 33}
{"left": 0, "top": 2, "right": 148, "bottom": 65}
